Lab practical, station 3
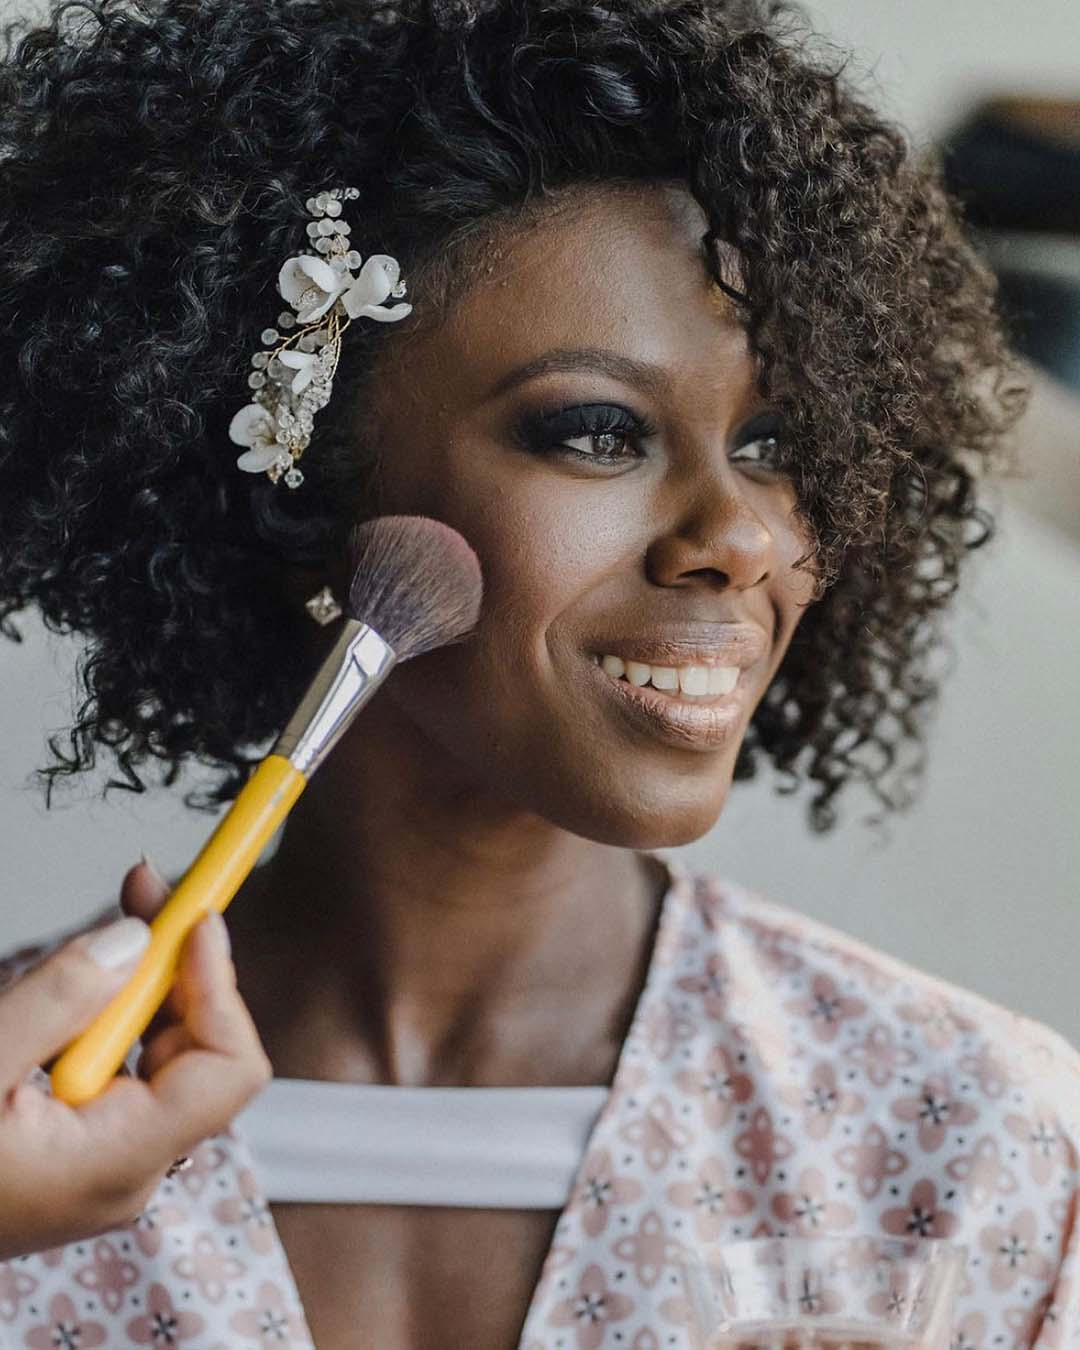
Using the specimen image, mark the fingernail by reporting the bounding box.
[86,917,151,970]
[139,851,169,890]
[211,910,232,957]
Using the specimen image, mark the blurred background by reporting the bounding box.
[1,0,1078,1039]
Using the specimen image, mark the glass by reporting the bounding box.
[675,1236,968,1350]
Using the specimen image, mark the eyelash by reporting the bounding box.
[515,403,784,469]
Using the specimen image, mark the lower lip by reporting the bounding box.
[585,658,747,751]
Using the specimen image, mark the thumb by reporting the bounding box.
[120,854,171,923]
[0,918,151,1089]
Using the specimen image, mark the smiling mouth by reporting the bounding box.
[584,656,745,754]
[583,652,747,752]
[590,654,742,704]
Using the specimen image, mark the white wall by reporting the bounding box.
[806,0,1080,145]
[1,1,1078,1044]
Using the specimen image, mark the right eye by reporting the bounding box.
[513,402,656,466]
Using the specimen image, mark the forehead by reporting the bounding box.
[392,182,756,410]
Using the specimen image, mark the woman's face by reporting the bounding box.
[356,181,818,848]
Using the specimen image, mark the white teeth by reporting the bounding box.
[679,666,710,696]
[707,666,739,695]
[597,656,740,697]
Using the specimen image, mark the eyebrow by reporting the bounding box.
[487,347,676,403]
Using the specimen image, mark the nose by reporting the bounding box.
[644,469,777,592]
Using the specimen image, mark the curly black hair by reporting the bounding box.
[0,0,1027,830]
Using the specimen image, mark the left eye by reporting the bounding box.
[730,418,784,467]
[730,434,779,464]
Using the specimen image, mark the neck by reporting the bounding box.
[228,691,670,1088]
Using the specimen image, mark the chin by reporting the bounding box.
[532,775,733,851]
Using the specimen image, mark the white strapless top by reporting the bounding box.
[235,1077,610,1209]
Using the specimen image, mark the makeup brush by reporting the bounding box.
[50,515,483,1106]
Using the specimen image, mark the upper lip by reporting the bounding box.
[588,625,768,671]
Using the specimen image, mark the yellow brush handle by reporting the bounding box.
[50,754,307,1106]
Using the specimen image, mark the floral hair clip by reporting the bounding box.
[229,187,412,489]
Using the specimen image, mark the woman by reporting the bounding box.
[1,0,1075,1346]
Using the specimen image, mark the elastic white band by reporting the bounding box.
[235,1077,610,1208]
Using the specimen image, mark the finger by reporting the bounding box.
[119,855,172,924]
[0,919,151,1086]
[136,1021,193,1082]
[145,913,271,1152]
[140,973,189,1045]
[120,857,187,1029]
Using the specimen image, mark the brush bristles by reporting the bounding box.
[344,516,483,661]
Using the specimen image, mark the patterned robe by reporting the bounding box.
[1,854,1078,1349]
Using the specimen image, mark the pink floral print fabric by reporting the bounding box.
[2,857,1078,1349]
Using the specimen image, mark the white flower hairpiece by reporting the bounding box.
[229,187,412,489]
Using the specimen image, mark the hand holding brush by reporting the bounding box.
[48,514,483,1107]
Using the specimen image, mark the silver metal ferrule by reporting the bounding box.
[273,619,397,777]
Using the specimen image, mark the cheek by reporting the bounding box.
[770,498,820,632]
[377,480,668,815]
[428,487,629,736]
[405,450,645,657]
[369,429,629,762]
[741,503,819,713]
